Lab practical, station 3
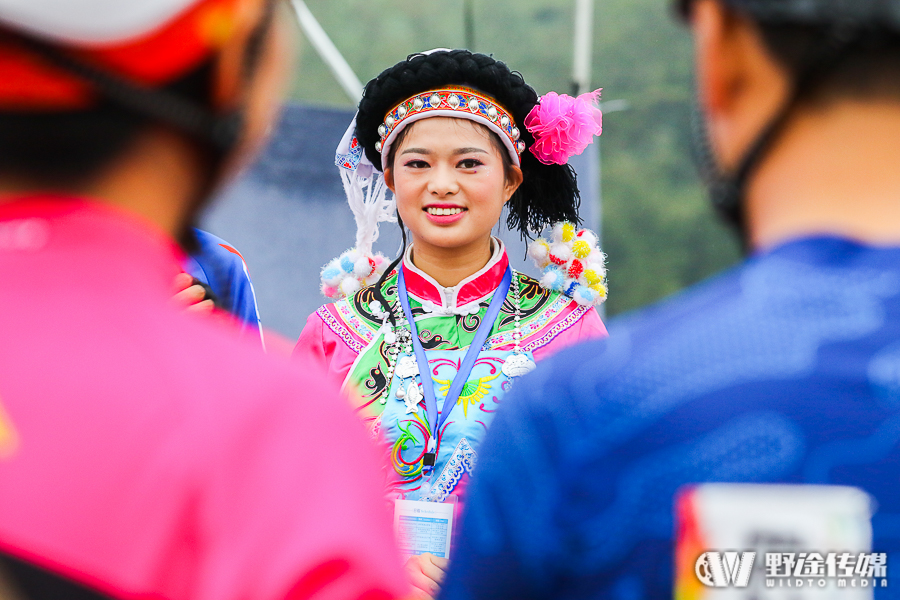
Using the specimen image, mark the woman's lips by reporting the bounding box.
[424,205,467,224]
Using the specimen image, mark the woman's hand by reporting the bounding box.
[405,553,449,600]
[172,272,215,314]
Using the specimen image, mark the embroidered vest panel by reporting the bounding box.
[318,271,589,499]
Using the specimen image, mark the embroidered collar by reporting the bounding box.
[401,238,509,315]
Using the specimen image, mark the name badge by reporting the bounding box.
[393,498,457,558]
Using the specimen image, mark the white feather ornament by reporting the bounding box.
[320,115,395,298]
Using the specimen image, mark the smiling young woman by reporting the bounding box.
[293,49,608,599]
[386,117,523,287]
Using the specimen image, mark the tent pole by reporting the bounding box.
[572,0,594,95]
[289,0,364,102]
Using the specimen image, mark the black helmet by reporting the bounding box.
[677,0,900,28]
[678,0,900,240]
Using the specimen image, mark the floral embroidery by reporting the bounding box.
[317,305,365,354]
[423,438,477,503]
[484,294,574,349]
[336,300,377,344]
[521,304,591,352]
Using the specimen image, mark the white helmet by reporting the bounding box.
[0,0,201,45]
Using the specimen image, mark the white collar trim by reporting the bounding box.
[402,237,506,314]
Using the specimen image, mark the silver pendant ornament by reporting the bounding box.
[502,353,537,378]
[404,382,423,414]
[395,355,419,380]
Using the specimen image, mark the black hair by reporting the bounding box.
[676,0,900,236]
[677,0,900,105]
[759,26,900,105]
[0,0,275,248]
[0,61,215,187]
[356,49,581,240]
[371,214,408,331]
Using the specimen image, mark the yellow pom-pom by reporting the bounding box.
[592,283,608,298]
[528,238,552,268]
[572,240,591,259]
[584,269,603,286]
[562,222,576,242]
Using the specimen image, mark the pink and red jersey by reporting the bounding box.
[0,196,408,600]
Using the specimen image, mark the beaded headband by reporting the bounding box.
[375,86,524,170]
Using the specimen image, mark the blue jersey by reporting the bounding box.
[442,236,900,600]
[184,229,262,342]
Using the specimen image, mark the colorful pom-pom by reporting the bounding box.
[529,222,608,307]
[528,238,551,267]
[321,264,343,286]
[353,256,375,278]
[320,247,389,299]
[571,240,591,259]
[550,222,566,243]
[575,229,598,248]
[548,243,571,265]
[567,259,584,279]
[574,286,598,306]
[583,268,603,286]
[587,250,606,267]
[339,278,361,297]
[540,265,565,291]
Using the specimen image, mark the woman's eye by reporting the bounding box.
[458,159,483,169]
[404,159,429,169]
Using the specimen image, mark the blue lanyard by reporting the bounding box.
[397,265,512,471]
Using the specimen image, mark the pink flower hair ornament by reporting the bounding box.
[524,89,603,165]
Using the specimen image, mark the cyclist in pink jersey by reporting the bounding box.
[0,1,407,599]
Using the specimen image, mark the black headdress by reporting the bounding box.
[356,49,583,238]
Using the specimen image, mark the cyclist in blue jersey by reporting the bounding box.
[442,1,900,599]
[178,228,263,342]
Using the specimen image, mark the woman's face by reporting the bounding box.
[386,117,522,255]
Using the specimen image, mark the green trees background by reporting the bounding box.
[289,0,741,316]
